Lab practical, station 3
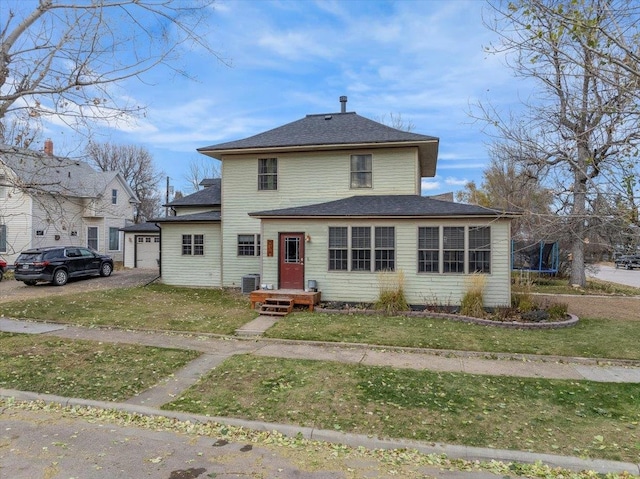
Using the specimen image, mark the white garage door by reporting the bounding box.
[136,236,159,269]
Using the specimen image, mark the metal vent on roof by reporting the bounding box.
[324,115,332,120]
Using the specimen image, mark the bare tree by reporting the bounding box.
[86,142,162,223]
[0,0,224,142]
[184,156,220,192]
[477,0,640,286]
[456,148,554,242]
[375,112,415,132]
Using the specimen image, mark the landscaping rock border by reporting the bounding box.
[315,308,579,329]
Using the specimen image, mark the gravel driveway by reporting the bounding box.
[0,269,159,303]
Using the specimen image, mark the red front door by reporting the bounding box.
[279,233,304,289]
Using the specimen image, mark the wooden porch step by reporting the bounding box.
[259,297,294,316]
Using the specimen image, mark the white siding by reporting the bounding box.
[0,168,33,263]
[221,148,420,286]
[159,223,222,287]
[260,218,512,307]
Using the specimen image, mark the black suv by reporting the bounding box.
[14,246,113,286]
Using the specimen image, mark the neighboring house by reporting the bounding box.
[157,98,516,306]
[0,142,139,264]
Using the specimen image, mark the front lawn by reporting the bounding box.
[265,313,640,360]
[2,283,638,359]
[164,354,640,463]
[0,284,257,335]
[0,332,200,401]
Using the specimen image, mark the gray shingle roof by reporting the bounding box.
[151,211,221,223]
[120,222,160,232]
[0,143,136,200]
[197,112,439,176]
[166,179,221,207]
[249,195,513,218]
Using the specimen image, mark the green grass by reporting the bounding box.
[0,332,200,401]
[265,313,640,360]
[164,355,640,463]
[0,284,257,334]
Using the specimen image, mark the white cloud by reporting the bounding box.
[445,177,470,186]
[421,180,441,191]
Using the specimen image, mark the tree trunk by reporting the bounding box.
[570,161,588,287]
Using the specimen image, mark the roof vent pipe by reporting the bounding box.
[339,96,347,113]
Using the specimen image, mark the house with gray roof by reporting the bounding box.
[0,142,139,264]
[156,97,516,306]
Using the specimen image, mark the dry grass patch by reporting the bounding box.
[164,355,640,463]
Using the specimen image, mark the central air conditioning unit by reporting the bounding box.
[241,274,260,294]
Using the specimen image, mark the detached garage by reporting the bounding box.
[121,223,160,269]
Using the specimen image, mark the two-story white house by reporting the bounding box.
[154,98,516,307]
[0,142,139,264]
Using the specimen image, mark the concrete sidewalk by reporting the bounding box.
[1,317,640,476]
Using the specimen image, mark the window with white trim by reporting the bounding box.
[328,227,348,271]
[108,227,120,251]
[87,226,98,250]
[443,226,465,273]
[350,154,372,188]
[0,175,7,199]
[418,226,492,274]
[374,227,395,271]
[351,227,371,271]
[418,227,439,273]
[469,226,491,273]
[258,158,277,191]
[237,234,261,256]
[327,226,395,272]
[182,234,204,256]
[111,189,118,204]
[0,224,6,253]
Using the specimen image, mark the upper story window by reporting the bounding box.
[258,158,277,191]
[111,189,118,204]
[350,154,372,188]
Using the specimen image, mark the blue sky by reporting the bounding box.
[38,0,530,197]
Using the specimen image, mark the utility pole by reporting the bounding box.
[165,176,170,217]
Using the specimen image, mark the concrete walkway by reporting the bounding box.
[1,317,640,476]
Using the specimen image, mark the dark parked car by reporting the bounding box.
[14,246,113,286]
[0,257,6,281]
[614,254,640,270]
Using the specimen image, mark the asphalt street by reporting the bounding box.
[588,264,640,288]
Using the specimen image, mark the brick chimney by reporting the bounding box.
[44,138,54,156]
